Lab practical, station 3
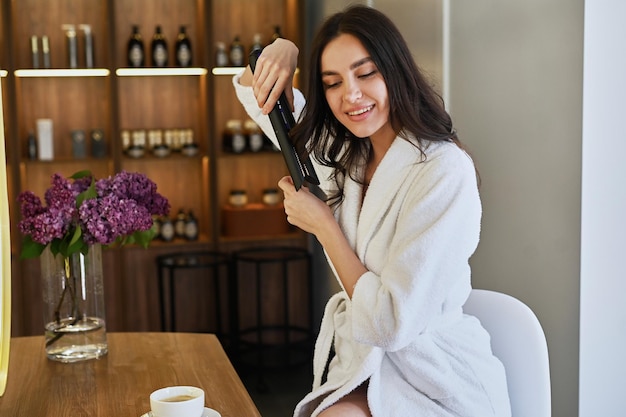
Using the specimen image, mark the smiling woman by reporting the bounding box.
[233,5,511,417]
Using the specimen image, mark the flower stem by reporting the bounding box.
[46,256,82,348]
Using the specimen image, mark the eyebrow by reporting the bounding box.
[321,57,374,77]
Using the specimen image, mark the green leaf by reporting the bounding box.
[70,170,93,180]
[20,235,46,259]
[68,226,82,247]
[133,229,156,249]
[50,238,61,256]
[66,228,85,255]
[76,178,97,208]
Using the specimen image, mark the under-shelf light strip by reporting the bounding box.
[211,67,299,76]
[15,69,110,77]
[0,70,7,78]
[116,68,207,76]
[211,67,245,76]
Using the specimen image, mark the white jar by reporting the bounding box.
[262,188,281,206]
[229,190,248,207]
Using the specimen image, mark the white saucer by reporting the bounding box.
[141,407,221,417]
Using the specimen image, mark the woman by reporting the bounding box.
[233,5,511,417]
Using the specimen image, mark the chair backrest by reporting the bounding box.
[463,289,551,417]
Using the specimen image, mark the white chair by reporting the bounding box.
[463,289,551,417]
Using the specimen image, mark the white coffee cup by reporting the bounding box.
[150,386,205,417]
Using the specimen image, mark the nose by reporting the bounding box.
[343,80,362,103]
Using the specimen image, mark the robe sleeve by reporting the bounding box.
[232,69,306,148]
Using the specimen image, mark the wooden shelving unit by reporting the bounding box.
[0,0,308,336]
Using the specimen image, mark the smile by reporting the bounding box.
[347,105,373,116]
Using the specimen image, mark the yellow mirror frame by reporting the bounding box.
[0,79,12,396]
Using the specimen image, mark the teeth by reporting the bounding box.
[348,106,373,116]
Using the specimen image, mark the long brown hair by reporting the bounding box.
[292,5,467,205]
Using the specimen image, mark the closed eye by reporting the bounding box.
[324,81,341,90]
[358,71,377,79]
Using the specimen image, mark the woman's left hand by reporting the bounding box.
[278,176,334,237]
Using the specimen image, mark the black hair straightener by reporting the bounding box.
[249,49,324,199]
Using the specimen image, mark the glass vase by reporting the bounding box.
[40,244,108,362]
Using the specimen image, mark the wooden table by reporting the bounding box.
[0,332,262,417]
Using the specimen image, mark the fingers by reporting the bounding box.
[253,63,293,115]
[251,58,272,108]
[250,39,298,114]
[278,176,295,193]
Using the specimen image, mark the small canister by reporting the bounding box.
[228,190,248,207]
[262,188,281,206]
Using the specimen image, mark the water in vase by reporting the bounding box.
[45,316,108,363]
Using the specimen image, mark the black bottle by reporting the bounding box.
[27,132,37,160]
[271,25,282,42]
[251,33,263,53]
[174,209,187,238]
[175,25,192,67]
[184,210,199,241]
[127,25,145,67]
[229,35,244,67]
[151,25,168,67]
[160,217,175,242]
[215,42,228,67]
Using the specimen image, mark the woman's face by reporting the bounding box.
[320,34,394,144]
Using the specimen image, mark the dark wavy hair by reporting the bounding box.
[291,5,468,205]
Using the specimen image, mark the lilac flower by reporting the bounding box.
[95,171,169,216]
[79,195,153,245]
[17,170,170,257]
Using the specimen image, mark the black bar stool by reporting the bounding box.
[232,246,313,392]
[156,251,232,340]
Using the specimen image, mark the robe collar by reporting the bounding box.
[337,136,425,260]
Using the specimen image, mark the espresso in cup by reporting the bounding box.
[150,386,204,417]
[162,394,197,402]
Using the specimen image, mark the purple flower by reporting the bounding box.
[17,170,170,253]
[95,171,170,216]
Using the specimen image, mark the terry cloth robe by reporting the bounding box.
[233,72,512,417]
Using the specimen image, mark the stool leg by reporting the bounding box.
[213,263,222,337]
[170,271,177,332]
[229,259,239,362]
[158,265,166,331]
[282,260,290,365]
[306,255,314,358]
[255,261,269,393]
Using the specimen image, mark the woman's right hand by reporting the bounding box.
[250,38,299,114]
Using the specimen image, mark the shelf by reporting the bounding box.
[131,235,212,249]
[21,157,112,165]
[219,231,303,243]
[116,67,208,77]
[122,153,204,162]
[3,0,307,337]
[219,150,282,159]
[14,69,110,78]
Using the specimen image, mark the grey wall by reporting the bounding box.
[449,2,583,417]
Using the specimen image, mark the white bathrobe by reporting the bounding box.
[233,73,511,417]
